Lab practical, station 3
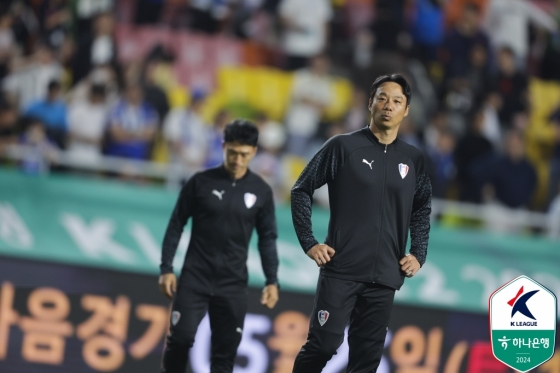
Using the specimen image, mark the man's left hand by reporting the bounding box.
[399,254,420,278]
[260,285,279,309]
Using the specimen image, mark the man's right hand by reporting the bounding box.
[158,273,177,300]
[306,244,335,267]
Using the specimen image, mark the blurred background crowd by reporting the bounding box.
[1,0,560,236]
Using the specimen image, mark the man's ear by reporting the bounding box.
[368,98,373,111]
[404,105,410,117]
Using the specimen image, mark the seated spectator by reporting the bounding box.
[251,118,287,201]
[18,119,59,175]
[454,109,494,203]
[481,130,537,233]
[163,89,208,170]
[2,42,62,110]
[427,129,456,198]
[466,42,491,106]
[484,0,557,66]
[73,11,118,85]
[284,54,334,158]
[479,92,503,149]
[491,47,529,130]
[0,12,15,80]
[105,82,158,160]
[484,130,537,209]
[24,80,67,149]
[279,0,333,70]
[205,109,231,168]
[67,83,109,164]
[423,110,448,154]
[69,64,119,107]
[547,106,560,207]
[142,58,170,123]
[343,88,368,133]
[411,0,445,66]
[0,99,18,159]
[398,118,422,150]
[440,3,489,81]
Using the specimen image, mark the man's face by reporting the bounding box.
[369,82,409,131]
[223,142,257,174]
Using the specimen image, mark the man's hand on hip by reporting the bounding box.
[261,285,279,309]
[399,254,420,278]
[158,273,177,299]
[307,244,335,267]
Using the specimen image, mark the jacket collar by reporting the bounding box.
[362,126,398,148]
[218,164,252,182]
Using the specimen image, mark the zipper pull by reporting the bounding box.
[384,144,387,153]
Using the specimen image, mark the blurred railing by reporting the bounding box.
[4,144,193,188]
[3,144,556,236]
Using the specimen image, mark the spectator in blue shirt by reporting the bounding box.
[105,82,158,160]
[24,80,67,149]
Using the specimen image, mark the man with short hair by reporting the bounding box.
[291,74,432,372]
[159,119,280,373]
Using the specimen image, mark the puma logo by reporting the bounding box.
[212,190,225,200]
[362,159,374,169]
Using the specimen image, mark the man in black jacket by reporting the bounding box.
[291,74,432,372]
[159,119,280,373]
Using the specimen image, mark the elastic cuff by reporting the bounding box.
[266,280,280,289]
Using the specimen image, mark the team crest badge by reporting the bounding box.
[244,193,257,209]
[318,310,329,326]
[171,311,181,326]
[398,163,409,179]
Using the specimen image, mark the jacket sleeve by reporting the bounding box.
[409,156,432,267]
[255,188,279,286]
[160,177,196,274]
[291,137,344,253]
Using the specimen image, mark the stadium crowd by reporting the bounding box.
[1,0,560,234]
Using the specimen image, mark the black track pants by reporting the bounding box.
[161,286,247,373]
[292,275,395,373]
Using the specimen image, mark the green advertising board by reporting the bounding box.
[1,169,559,316]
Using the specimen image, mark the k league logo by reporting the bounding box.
[489,275,557,372]
[509,286,539,324]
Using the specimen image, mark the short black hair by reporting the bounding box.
[369,73,411,105]
[90,83,106,96]
[223,119,259,146]
[464,3,480,14]
[48,80,61,91]
[498,46,515,57]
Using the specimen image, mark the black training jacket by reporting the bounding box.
[161,165,279,291]
[291,127,432,290]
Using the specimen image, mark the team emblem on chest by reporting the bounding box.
[244,193,257,209]
[398,163,409,179]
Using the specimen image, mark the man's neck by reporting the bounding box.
[369,121,398,144]
[224,164,248,180]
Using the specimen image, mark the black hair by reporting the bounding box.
[498,46,515,57]
[369,73,412,105]
[464,3,480,14]
[48,80,61,91]
[223,119,259,146]
[90,83,106,96]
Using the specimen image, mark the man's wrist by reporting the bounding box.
[266,281,280,290]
